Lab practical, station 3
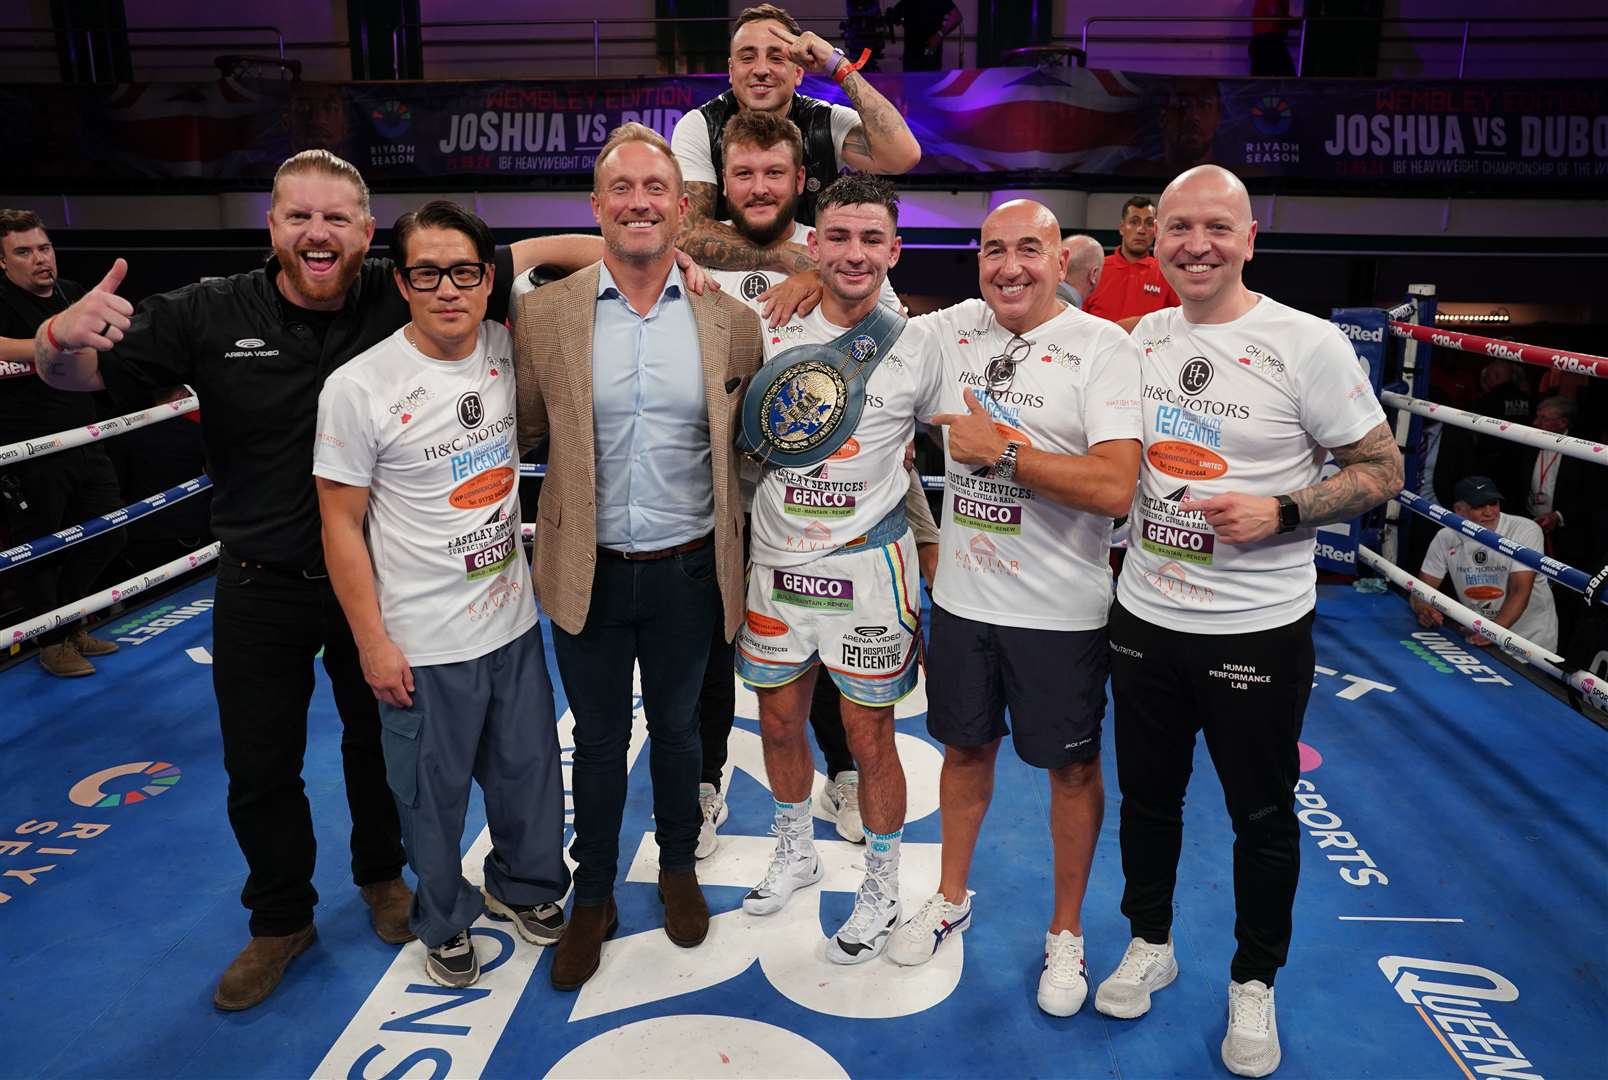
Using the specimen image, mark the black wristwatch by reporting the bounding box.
[1275,494,1301,534]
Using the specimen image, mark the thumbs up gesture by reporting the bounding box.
[931,388,1009,467]
[48,258,133,353]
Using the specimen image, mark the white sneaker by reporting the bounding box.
[886,891,972,967]
[1094,936,1178,1019]
[1037,930,1089,1016]
[695,783,728,860]
[826,857,901,964]
[741,824,820,915]
[1222,979,1281,1077]
[823,772,864,843]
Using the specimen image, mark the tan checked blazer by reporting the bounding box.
[513,262,763,640]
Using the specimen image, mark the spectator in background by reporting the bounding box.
[1059,233,1105,309]
[0,209,125,677]
[1526,396,1594,647]
[1249,0,1296,76]
[888,0,962,71]
[1432,358,1531,509]
[1084,197,1180,332]
[1414,475,1558,654]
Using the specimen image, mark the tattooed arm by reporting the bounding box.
[836,70,923,174]
[677,180,814,273]
[1181,421,1403,544]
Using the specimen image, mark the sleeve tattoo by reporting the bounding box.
[677,181,814,273]
[1290,421,1405,526]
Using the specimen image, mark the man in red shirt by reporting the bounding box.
[1084,196,1180,332]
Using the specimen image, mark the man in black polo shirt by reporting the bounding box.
[35,150,609,1011]
[0,209,125,677]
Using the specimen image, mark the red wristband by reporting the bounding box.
[832,47,872,84]
[45,316,64,352]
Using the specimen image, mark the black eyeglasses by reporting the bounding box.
[984,335,1031,395]
[400,262,487,290]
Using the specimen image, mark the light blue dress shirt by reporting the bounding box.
[591,261,713,551]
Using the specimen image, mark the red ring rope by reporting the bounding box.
[1389,320,1606,380]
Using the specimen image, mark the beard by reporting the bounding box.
[603,226,674,265]
[731,193,799,249]
[274,242,364,306]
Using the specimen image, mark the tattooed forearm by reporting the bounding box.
[676,181,814,273]
[837,72,921,172]
[1289,421,1404,526]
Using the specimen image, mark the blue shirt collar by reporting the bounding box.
[597,259,684,305]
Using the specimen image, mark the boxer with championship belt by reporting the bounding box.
[733,175,944,965]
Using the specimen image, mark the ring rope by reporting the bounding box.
[0,476,212,572]
[1395,490,1602,605]
[0,394,198,464]
[1388,321,1607,380]
[1381,390,1608,466]
[1,541,220,648]
[1359,544,1608,713]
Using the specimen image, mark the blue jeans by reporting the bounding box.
[552,540,720,905]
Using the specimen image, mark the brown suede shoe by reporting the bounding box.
[68,629,119,657]
[38,642,94,678]
[359,878,417,944]
[550,898,617,992]
[213,925,317,1011]
[658,868,709,948]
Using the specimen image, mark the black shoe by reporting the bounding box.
[426,931,480,988]
[483,887,566,946]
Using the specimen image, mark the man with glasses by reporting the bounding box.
[886,200,1142,1021]
[35,150,621,1011]
[315,201,570,989]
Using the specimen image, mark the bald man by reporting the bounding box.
[1094,166,1402,1077]
[885,200,1143,1021]
[1058,233,1104,309]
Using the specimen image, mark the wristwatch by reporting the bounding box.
[993,441,1021,482]
[1275,494,1301,534]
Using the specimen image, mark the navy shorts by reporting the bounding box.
[924,603,1109,768]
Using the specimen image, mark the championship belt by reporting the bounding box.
[736,304,907,470]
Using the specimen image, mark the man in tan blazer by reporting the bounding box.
[514,122,763,991]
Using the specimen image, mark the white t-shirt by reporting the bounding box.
[672,103,861,187]
[313,323,537,666]
[1422,512,1558,652]
[706,222,902,316]
[1117,296,1388,634]
[911,298,1145,631]
[749,309,942,567]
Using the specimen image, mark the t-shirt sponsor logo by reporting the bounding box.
[1179,357,1214,395]
[457,391,485,429]
[828,437,860,461]
[772,569,854,610]
[421,412,517,460]
[1147,439,1229,481]
[1140,517,1215,564]
[1141,559,1216,604]
[1463,584,1503,601]
[953,493,1023,535]
[1142,383,1251,419]
[740,272,770,301]
[223,336,281,359]
[784,484,856,518]
[449,466,515,509]
[953,531,1021,577]
[389,385,433,424]
[467,573,523,621]
[746,611,790,637]
[450,439,512,481]
[1154,404,1224,448]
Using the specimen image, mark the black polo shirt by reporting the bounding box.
[98,249,514,568]
[0,276,90,442]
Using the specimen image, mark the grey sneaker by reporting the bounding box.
[426,931,479,988]
[483,888,566,946]
[1222,979,1281,1077]
[1094,936,1178,1019]
[695,782,728,860]
[823,771,864,843]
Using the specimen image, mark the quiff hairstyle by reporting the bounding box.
[721,110,804,168]
[0,209,46,242]
[733,3,802,39]
[271,149,371,218]
[592,122,684,192]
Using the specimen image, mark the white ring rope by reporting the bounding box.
[1,541,219,648]
[0,394,198,464]
[1358,544,1608,713]
[1382,390,1608,466]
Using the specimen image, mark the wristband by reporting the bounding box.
[831,47,872,84]
[45,316,64,352]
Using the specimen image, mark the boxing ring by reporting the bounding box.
[2,302,1605,1078]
